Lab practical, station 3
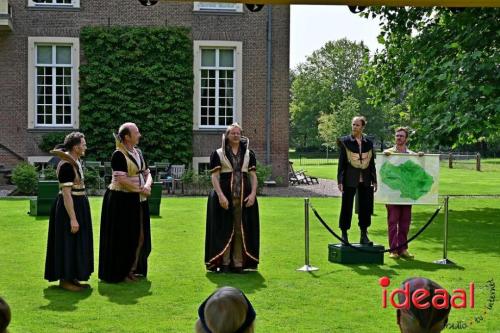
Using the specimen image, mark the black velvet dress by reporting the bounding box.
[205,141,260,271]
[44,163,94,282]
[98,150,152,283]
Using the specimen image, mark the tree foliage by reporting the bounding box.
[361,7,500,149]
[79,27,193,164]
[290,39,370,150]
[318,96,360,148]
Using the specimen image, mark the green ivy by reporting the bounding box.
[80,27,193,164]
[39,132,72,153]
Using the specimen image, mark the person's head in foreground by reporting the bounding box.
[0,297,11,333]
[397,277,451,333]
[195,286,255,333]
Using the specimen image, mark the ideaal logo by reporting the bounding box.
[379,276,474,310]
[378,277,496,330]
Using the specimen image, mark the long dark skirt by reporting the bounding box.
[205,190,260,271]
[98,189,151,283]
[44,194,94,282]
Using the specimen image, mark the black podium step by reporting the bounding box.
[328,243,385,265]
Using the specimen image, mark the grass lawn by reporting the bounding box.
[290,158,500,196]
[1,197,499,332]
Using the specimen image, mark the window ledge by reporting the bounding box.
[27,127,78,133]
[193,10,243,16]
[27,6,80,11]
[193,128,226,134]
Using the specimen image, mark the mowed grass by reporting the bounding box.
[1,197,499,332]
[290,158,500,195]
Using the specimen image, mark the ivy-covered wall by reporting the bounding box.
[80,27,193,164]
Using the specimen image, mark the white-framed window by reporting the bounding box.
[193,2,243,12]
[28,0,80,8]
[193,41,242,130]
[192,157,210,174]
[28,37,80,129]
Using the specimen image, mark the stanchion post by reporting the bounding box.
[297,198,319,272]
[434,196,455,265]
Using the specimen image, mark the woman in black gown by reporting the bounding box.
[44,132,94,291]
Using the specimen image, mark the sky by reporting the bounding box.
[290,5,383,69]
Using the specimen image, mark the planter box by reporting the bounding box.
[29,180,59,216]
[148,182,163,216]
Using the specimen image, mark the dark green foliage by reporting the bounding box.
[38,132,72,153]
[79,27,193,164]
[361,8,500,149]
[82,167,101,191]
[42,166,57,180]
[255,161,272,192]
[12,163,38,194]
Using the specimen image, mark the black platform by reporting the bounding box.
[328,243,385,265]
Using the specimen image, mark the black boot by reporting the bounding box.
[360,229,373,246]
[341,230,349,245]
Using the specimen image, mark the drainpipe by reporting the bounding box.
[265,6,272,165]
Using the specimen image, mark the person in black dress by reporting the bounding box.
[99,122,152,283]
[44,132,94,291]
[337,116,377,245]
[205,123,260,273]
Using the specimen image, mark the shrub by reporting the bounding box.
[42,166,57,180]
[255,162,272,192]
[83,167,101,191]
[12,163,38,194]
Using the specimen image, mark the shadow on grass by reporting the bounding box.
[369,207,500,256]
[40,285,93,311]
[389,258,465,272]
[97,279,152,305]
[205,271,267,293]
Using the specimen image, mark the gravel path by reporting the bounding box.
[0,185,16,197]
[261,178,341,197]
[0,180,341,198]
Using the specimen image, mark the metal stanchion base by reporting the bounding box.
[296,265,319,272]
[433,258,456,265]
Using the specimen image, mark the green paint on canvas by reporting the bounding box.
[380,160,434,200]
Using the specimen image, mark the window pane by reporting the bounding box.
[37,46,52,64]
[201,49,216,67]
[56,46,71,64]
[219,49,234,67]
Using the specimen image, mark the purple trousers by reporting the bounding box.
[386,205,412,254]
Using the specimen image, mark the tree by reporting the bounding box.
[290,39,370,150]
[361,8,500,149]
[318,96,360,149]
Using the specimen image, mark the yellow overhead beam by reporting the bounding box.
[161,0,499,7]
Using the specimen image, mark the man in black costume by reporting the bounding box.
[45,132,94,291]
[337,116,377,245]
[205,123,260,273]
[99,122,152,283]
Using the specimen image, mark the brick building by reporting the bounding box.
[0,0,289,182]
